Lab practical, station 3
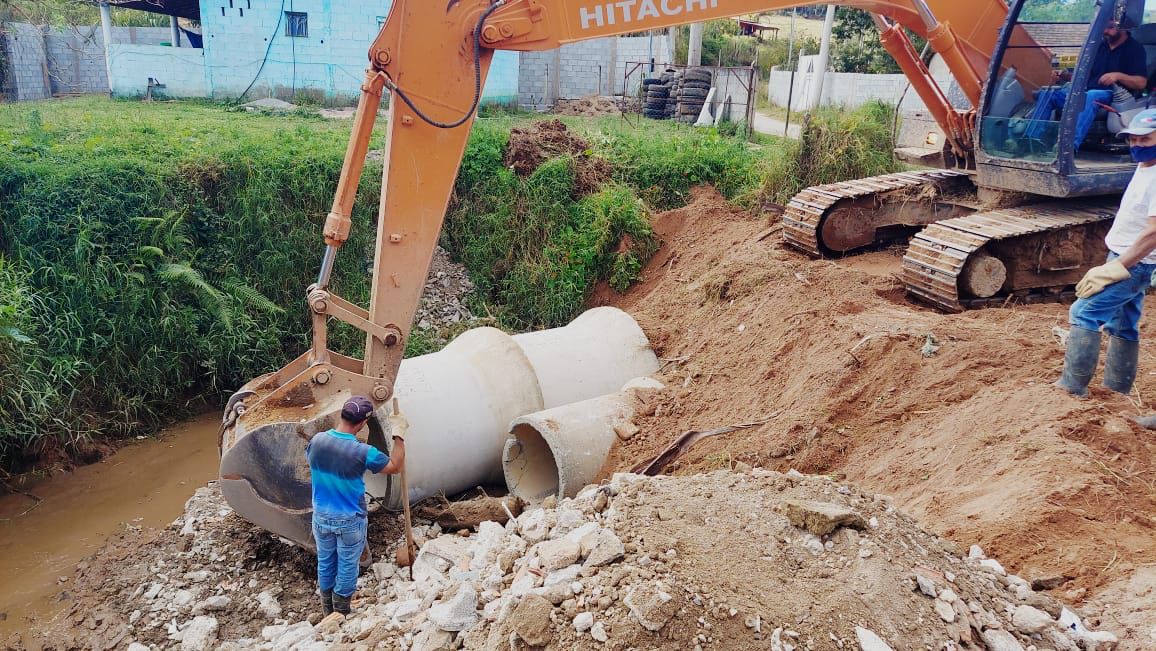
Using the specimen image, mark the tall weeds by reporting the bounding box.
[0,99,380,469]
[762,101,899,203]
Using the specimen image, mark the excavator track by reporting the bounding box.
[903,199,1118,312]
[783,169,974,257]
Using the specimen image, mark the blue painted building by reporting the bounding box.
[104,0,519,103]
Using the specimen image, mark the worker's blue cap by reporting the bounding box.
[341,395,375,424]
[1120,109,1156,137]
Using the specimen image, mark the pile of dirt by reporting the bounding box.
[553,96,621,118]
[591,185,1156,648]
[503,119,611,195]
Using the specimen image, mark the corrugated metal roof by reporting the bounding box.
[104,0,200,20]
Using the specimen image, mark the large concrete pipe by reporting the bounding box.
[364,306,659,510]
[502,392,635,503]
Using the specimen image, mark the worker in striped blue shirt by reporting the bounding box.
[307,395,406,615]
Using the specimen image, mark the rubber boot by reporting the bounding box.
[1055,326,1102,398]
[333,593,352,615]
[321,590,334,616]
[1103,336,1140,394]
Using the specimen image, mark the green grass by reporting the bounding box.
[443,116,769,330]
[0,98,384,468]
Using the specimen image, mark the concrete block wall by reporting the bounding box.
[2,22,50,100]
[766,57,970,114]
[109,44,207,97]
[518,34,670,110]
[1,22,171,101]
[197,0,517,103]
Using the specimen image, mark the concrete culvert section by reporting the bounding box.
[504,392,637,503]
[365,307,658,511]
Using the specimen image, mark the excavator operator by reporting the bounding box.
[1030,15,1148,150]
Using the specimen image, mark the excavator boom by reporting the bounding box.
[220,0,1025,548]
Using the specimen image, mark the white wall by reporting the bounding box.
[108,44,207,98]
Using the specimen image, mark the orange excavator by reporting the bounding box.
[221,0,1151,547]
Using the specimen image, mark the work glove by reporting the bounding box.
[1075,260,1130,299]
[388,401,409,442]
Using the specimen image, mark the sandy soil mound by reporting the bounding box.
[503,119,611,195]
[591,185,1156,648]
[553,96,622,118]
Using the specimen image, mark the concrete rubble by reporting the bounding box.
[69,466,1122,651]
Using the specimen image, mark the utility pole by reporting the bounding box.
[807,5,836,110]
[785,8,797,134]
[99,1,114,96]
[688,23,704,66]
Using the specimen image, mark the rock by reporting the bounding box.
[173,589,195,608]
[393,599,423,622]
[316,612,345,634]
[584,530,625,567]
[256,591,282,619]
[372,562,396,582]
[591,621,609,643]
[969,544,986,559]
[573,612,594,633]
[1077,630,1119,651]
[469,521,507,571]
[180,616,218,651]
[261,624,287,641]
[519,509,550,544]
[543,564,582,587]
[934,599,956,623]
[127,644,150,651]
[981,629,1026,651]
[536,538,581,572]
[428,584,478,632]
[915,574,938,598]
[413,535,473,584]
[938,587,958,603]
[624,582,678,632]
[1030,575,1069,591]
[242,98,297,112]
[781,499,866,535]
[193,595,231,614]
[271,622,315,651]
[1011,604,1053,634]
[855,626,895,651]
[412,626,456,651]
[978,558,1007,576]
[510,594,554,646]
[184,570,211,583]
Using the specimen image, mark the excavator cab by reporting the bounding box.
[978,0,1154,197]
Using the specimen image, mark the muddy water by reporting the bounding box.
[0,414,219,636]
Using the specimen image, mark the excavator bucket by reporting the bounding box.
[217,356,382,549]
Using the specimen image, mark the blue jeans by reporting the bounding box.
[312,512,367,597]
[1070,253,1156,342]
[1029,87,1112,150]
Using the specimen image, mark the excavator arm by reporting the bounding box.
[220,0,1021,548]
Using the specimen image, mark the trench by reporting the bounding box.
[0,415,219,637]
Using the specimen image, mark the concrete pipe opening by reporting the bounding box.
[502,423,562,503]
[503,392,636,504]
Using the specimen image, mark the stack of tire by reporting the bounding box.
[677,68,713,123]
[642,76,673,120]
